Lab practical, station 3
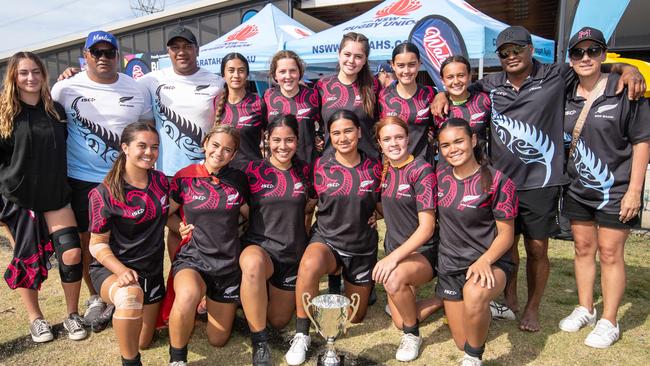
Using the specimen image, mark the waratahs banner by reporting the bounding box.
[408,15,468,90]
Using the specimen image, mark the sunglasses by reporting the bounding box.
[497,44,527,59]
[87,48,117,59]
[568,46,604,61]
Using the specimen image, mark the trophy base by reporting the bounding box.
[317,354,345,366]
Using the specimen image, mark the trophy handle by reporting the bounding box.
[302,292,319,334]
[346,293,360,330]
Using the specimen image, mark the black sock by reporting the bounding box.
[121,353,141,366]
[169,345,188,362]
[296,317,311,335]
[251,327,269,344]
[464,342,485,360]
[403,320,420,337]
[328,274,342,294]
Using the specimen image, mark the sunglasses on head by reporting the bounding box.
[88,48,117,59]
[568,45,604,61]
[497,44,527,59]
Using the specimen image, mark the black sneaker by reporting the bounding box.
[252,341,273,366]
[91,304,115,333]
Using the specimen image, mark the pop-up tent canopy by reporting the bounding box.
[286,0,555,77]
[160,3,313,80]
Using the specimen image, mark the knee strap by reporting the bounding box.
[109,282,144,320]
[51,227,83,283]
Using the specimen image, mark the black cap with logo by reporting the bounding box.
[166,26,198,46]
[496,26,532,50]
[568,27,607,50]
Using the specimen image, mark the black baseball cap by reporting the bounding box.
[166,26,198,46]
[496,26,532,50]
[568,27,607,50]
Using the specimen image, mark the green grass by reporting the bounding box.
[0,225,649,365]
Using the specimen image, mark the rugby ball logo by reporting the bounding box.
[225,25,258,42]
[376,0,422,18]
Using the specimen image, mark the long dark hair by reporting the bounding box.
[104,122,158,202]
[326,109,361,132]
[214,52,249,125]
[391,42,421,62]
[267,114,309,185]
[440,55,471,77]
[338,32,375,117]
[439,118,491,192]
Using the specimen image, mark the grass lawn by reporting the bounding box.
[0,224,648,365]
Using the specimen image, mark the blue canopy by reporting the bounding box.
[286,0,555,72]
[160,4,313,80]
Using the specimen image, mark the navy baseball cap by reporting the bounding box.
[568,27,607,50]
[375,62,393,75]
[496,26,532,50]
[166,26,198,46]
[85,30,119,50]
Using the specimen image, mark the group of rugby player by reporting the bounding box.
[0,22,647,366]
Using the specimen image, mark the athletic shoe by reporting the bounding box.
[91,304,115,333]
[252,341,273,366]
[490,301,516,320]
[395,333,422,362]
[83,295,106,326]
[584,319,620,348]
[559,306,597,332]
[285,333,310,365]
[385,304,392,317]
[461,354,482,366]
[29,318,54,343]
[63,312,88,340]
[169,362,187,366]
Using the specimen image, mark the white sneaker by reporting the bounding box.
[285,333,310,365]
[461,354,482,366]
[559,306,597,332]
[29,318,54,343]
[489,301,516,320]
[584,319,620,348]
[395,333,422,362]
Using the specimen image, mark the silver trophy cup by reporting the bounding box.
[302,293,360,366]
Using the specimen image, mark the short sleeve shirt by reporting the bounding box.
[434,91,491,141]
[381,157,436,253]
[379,84,437,161]
[436,165,518,274]
[264,85,321,164]
[311,152,382,255]
[316,75,380,158]
[564,73,650,214]
[218,92,267,171]
[138,67,224,176]
[475,60,573,190]
[88,170,169,276]
[51,72,153,183]
[242,159,311,264]
[170,166,247,276]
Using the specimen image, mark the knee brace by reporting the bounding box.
[109,282,144,320]
[51,227,83,283]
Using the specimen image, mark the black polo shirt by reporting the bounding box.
[564,73,650,214]
[474,60,573,190]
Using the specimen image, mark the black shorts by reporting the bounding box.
[243,242,299,291]
[90,266,165,305]
[514,186,560,240]
[386,244,438,276]
[562,193,639,229]
[322,243,377,287]
[1,196,54,290]
[173,263,241,303]
[435,262,510,301]
[68,178,100,232]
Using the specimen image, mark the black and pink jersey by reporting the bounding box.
[381,157,437,253]
[242,159,312,264]
[88,170,169,276]
[264,85,321,164]
[378,84,436,161]
[219,92,267,171]
[311,152,382,256]
[434,91,491,141]
[315,75,380,158]
[436,165,517,275]
[170,165,249,276]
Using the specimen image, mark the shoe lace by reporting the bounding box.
[399,334,419,353]
[566,307,589,322]
[591,321,615,340]
[33,319,50,335]
[289,334,308,352]
[66,314,84,332]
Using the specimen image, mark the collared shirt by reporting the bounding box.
[138,67,224,176]
[475,60,574,190]
[564,73,650,214]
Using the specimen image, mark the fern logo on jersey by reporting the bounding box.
[409,15,468,91]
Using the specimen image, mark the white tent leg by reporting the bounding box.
[478,57,484,79]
